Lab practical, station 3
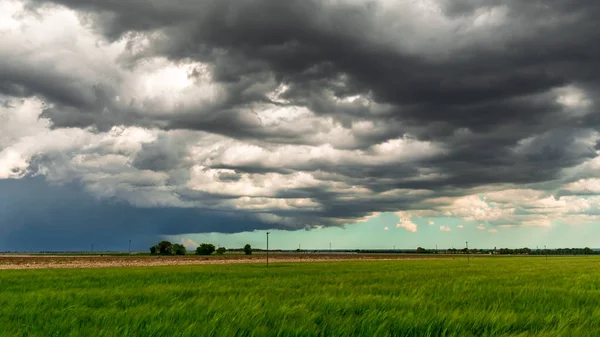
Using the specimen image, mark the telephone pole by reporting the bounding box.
[266,232,270,268]
[466,241,470,263]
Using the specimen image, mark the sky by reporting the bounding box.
[1,0,600,251]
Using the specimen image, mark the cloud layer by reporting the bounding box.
[1,0,600,243]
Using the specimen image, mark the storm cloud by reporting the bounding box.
[1,0,600,248]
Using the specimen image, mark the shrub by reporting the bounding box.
[156,241,173,255]
[216,247,227,255]
[150,246,157,255]
[243,244,252,255]
[196,243,216,256]
[173,244,187,256]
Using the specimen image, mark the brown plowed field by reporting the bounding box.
[0,254,451,270]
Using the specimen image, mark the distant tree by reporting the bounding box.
[244,244,252,255]
[156,241,173,255]
[150,246,158,255]
[173,244,186,256]
[196,243,216,256]
[416,247,427,254]
[216,247,227,255]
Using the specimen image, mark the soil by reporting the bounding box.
[0,254,448,270]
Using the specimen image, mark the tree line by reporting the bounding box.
[424,247,597,255]
[149,241,253,256]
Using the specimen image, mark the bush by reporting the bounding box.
[196,243,216,256]
[150,246,157,255]
[216,247,227,255]
[173,244,187,256]
[244,244,252,255]
[156,241,173,255]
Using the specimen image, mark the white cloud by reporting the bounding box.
[561,178,600,194]
[439,226,451,232]
[395,212,418,232]
[187,167,321,198]
[418,187,600,229]
[384,226,389,231]
[0,98,98,179]
[521,218,553,228]
[197,136,443,171]
[181,238,199,249]
[436,195,516,222]
[488,229,498,233]
[428,219,435,225]
[457,225,464,229]
[476,224,486,230]
[485,189,547,204]
[0,0,22,31]
[556,85,592,113]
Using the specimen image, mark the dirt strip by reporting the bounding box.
[0,254,450,270]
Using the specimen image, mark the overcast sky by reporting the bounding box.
[1,0,600,251]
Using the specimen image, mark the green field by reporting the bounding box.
[1,257,599,336]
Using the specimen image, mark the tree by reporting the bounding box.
[244,244,252,255]
[216,247,227,255]
[150,246,158,255]
[156,240,173,255]
[173,244,186,256]
[196,243,216,255]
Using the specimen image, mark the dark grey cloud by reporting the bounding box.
[132,134,187,171]
[1,0,600,244]
[22,0,600,130]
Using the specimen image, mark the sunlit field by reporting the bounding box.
[1,257,599,336]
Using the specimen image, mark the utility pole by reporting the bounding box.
[266,232,270,268]
[436,244,438,254]
[466,241,469,263]
[329,242,332,252]
[545,245,548,261]
[91,244,94,253]
[129,240,131,254]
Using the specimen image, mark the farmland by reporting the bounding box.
[1,257,599,336]
[0,253,446,269]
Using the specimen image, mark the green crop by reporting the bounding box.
[1,257,599,336]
